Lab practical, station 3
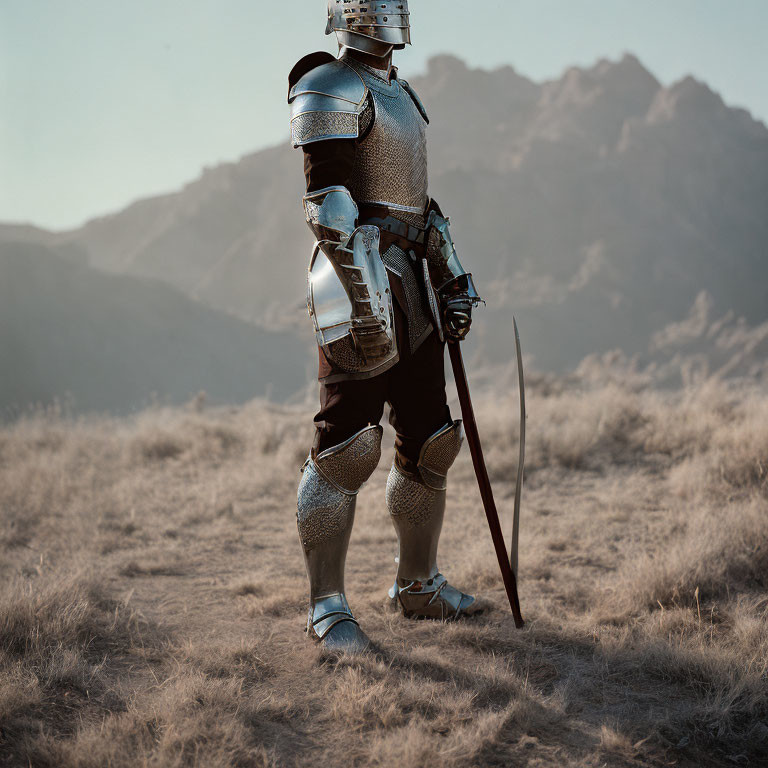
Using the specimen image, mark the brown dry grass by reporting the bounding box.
[1,374,767,767]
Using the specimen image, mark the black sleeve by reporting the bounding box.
[301,92,376,193]
[302,138,357,193]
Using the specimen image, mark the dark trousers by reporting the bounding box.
[313,331,452,474]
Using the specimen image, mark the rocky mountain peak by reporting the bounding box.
[592,52,660,89]
[647,75,727,125]
[530,54,660,150]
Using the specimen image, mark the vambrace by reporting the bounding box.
[305,186,398,375]
[297,425,382,640]
[303,185,359,244]
[424,202,483,341]
[387,421,474,619]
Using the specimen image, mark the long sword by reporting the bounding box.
[448,340,525,629]
[510,317,526,576]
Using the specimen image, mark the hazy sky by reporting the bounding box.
[2,0,767,230]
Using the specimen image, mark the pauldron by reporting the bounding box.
[288,56,368,147]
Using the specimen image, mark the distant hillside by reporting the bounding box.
[4,54,768,373]
[0,243,309,416]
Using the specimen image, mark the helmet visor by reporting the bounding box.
[327,2,411,46]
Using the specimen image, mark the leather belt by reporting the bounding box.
[364,215,427,246]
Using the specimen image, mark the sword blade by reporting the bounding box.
[510,317,526,577]
[448,341,524,629]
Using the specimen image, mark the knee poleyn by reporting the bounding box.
[386,419,464,564]
[415,420,464,490]
[386,420,464,522]
[297,425,382,550]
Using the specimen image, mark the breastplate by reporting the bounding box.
[346,61,429,216]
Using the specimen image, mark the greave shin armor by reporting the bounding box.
[387,421,476,619]
[297,426,382,645]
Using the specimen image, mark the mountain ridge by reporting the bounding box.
[2,53,767,375]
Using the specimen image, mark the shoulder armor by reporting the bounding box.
[288,58,368,148]
[399,79,429,125]
[288,52,336,94]
[288,58,366,105]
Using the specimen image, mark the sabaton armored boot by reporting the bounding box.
[387,421,477,619]
[297,425,382,652]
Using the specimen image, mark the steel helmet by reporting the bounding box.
[326,1,411,56]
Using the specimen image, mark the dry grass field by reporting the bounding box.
[1,369,767,767]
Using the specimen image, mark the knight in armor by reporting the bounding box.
[290,1,483,653]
